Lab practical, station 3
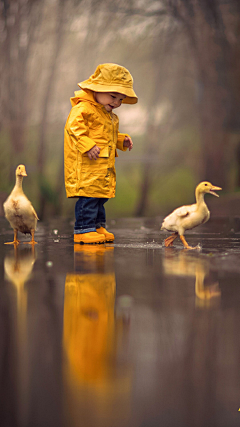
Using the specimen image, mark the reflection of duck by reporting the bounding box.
[163,250,221,306]
[63,245,132,426]
[4,246,36,296]
[161,182,221,249]
[4,246,36,424]
[4,165,39,245]
[4,245,37,324]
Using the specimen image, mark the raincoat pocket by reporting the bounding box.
[82,146,109,158]
[81,145,110,179]
[98,146,109,157]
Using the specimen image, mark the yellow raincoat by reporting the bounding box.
[64,89,129,199]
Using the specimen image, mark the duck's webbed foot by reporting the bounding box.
[4,229,20,245]
[4,240,20,245]
[180,235,198,250]
[23,229,37,245]
[164,232,178,247]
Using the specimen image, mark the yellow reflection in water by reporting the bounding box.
[163,249,221,307]
[64,249,115,383]
[63,245,132,427]
[4,246,36,315]
[4,246,36,426]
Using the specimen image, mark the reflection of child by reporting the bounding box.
[64,63,138,244]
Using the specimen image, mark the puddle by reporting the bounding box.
[1,217,240,426]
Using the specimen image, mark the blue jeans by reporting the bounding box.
[74,197,108,234]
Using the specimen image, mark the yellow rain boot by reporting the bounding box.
[96,227,114,242]
[74,232,105,244]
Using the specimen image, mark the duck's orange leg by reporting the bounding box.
[180,235,197,250]
[24,229,37,245]
[164,232,178,247]
[5,229,20,245]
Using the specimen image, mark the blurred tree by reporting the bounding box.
[0,0,41,153]
[37,0,68,219]
[120,0,240,215]
[116,1,196,215]
[37,0,125,218]
[166,0,240,188]
[2,0,240,219]
[134,18,191,216]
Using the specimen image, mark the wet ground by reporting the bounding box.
[1,215,240,427]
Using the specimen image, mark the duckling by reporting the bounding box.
[3,165,39,245]
[161,181,221,249]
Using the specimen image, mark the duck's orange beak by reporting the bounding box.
[210,185,222,197]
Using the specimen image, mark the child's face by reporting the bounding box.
[94,92,126,112]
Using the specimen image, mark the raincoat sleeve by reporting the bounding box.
[116,132,130,152]
[66,106,96,154]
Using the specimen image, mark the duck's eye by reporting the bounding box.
[205,183,207,186]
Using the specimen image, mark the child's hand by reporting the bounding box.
[87,145,100,160]
[123,136,133,151]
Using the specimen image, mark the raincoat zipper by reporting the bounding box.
[108,112,115,198]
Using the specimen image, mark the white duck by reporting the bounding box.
[161,181,221,249]
[3,165,39,245]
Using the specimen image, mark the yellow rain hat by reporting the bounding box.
[78,63,138,104]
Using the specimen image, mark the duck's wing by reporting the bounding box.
[175,204,196,218]
[161,204,197,231]
[31,205,39,220]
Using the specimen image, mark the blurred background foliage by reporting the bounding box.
[1,0,240,220]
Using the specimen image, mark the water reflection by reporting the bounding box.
[4,246,37,427]
[63,245,132,427]
[4,246,36,311]
[162,249,221,307]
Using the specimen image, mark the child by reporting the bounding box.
[64,63,138,244]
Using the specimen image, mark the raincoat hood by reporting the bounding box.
[78,63,138,105]
[70,88,97,107]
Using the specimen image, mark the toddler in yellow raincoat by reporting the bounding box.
[64,63,138,244]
